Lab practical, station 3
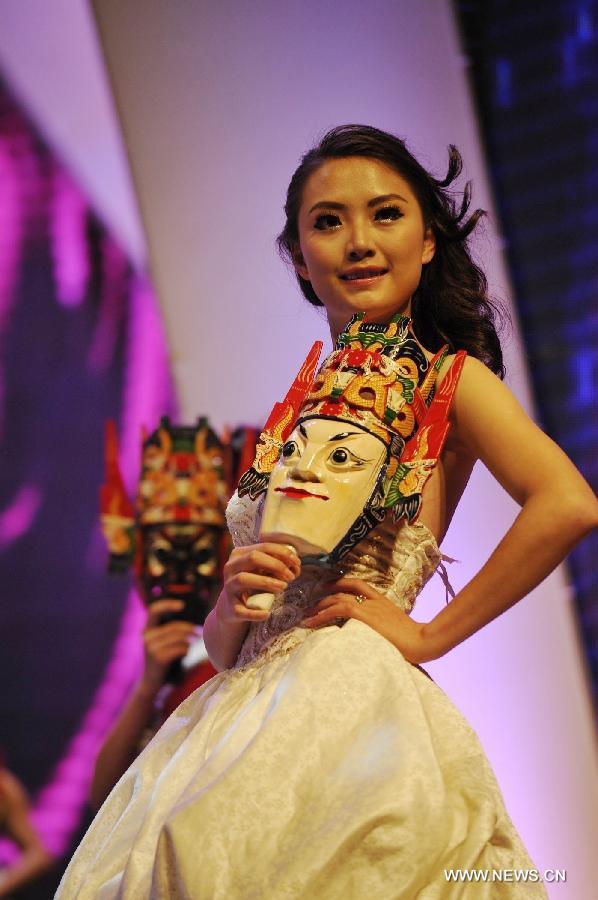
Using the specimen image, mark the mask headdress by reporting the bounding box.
[136,416,228,529]
[238,312,465,562]
[100,416,231,576]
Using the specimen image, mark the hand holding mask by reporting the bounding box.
[239,313,466,612]
[246,420,386,611]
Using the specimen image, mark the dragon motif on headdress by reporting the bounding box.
[238,312,466,546]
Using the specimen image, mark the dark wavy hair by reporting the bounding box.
[277,124,505,377]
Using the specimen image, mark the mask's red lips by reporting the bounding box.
[275,487,328,500]
[166,584,193,595]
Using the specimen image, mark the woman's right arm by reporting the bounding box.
[0,770,52,897]
[91,598,198,809]
[204,543,301,670]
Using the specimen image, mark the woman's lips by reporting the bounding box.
[275,487,328,500]
[339,268,388,288]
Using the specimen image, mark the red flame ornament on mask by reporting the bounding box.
[238,312,466,565]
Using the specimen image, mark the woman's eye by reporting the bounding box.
[314,213,341,230]
[282,440,298,458]
[375,205,402,221]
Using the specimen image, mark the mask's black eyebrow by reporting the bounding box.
[330,431,361,442]
[298,425,363,441]
[307,193,408,215]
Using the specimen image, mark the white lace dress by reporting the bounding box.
[56,492,545,899]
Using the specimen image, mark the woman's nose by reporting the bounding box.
[346,222,375,262]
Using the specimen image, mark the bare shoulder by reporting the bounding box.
[449,355,536,450]
[439,352,503,402]
[444,356,596,510]
[434,354,497,455]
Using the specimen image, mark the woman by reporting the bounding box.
[57,126,597,898]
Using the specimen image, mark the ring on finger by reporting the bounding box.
[354,595,367,604]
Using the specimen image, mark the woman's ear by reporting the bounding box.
[291,243,310,281]
[421,227,436,265]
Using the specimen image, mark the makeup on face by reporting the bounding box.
[294,157,435,338]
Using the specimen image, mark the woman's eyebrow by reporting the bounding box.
[368,193,408,207]
[308,193,408,215]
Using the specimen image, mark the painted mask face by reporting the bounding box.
[260,416,386,557]
[140,523,221,624]
[100,417,236,623]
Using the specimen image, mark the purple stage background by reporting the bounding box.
[0,79,175,893]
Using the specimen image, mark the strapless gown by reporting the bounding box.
[56,492,546,898]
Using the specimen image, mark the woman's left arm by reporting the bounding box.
[415,356,598,660]
[303,357,598,663]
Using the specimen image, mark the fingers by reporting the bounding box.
[214,593,271,626]
[141,610,201,689]
[145,618,197,641]
[306,577,375,613]
[146,637,192,667]
[220,544,301,624]
[302,593,364,628]
[257,543,301,576]
[229,571,289,596]
[231,602,271,623]
[145,598,185,628]
[215,578,284,625]
[317,577,374,599]
[226,544,300,583]
[144,618,198,666]
[144,619,197,648]
[143,619,198,661]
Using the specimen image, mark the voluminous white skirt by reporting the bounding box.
[57,621,545,898]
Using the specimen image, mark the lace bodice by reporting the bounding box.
[226,490,441,669]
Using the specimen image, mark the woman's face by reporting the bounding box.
[260,417,386,557]
[294,156,435,338]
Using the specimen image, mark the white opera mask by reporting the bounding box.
[260,417,387,558]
